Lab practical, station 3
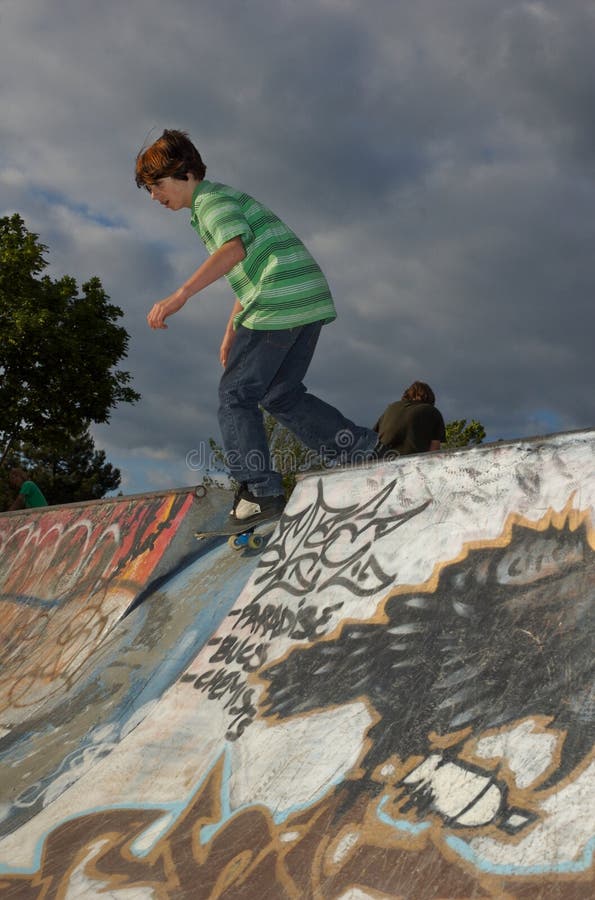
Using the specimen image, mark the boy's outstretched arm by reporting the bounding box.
[147,237,246,330]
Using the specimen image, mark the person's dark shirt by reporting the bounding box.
[374,400,446,455]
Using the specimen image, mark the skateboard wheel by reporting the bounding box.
[247,534,264,550]
[228,535,245,550]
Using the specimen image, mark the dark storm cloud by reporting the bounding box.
[1,0,594,491]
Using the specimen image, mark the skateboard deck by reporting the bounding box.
[195,510,282,550]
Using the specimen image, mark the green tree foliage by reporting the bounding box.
[264,412,323,496]
[0,426,121,509]
[0,214,140,462]
[444,418,486,449]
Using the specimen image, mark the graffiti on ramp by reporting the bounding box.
[0,432,593,898]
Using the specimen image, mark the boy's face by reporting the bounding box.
[147,176,196,210]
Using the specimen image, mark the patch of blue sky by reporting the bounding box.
[529,409,567,432]
[35,186,125,229]
[494,409,569,442]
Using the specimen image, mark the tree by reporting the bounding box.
[0,214,140,462]
[0,426,121,506]
[444,419,486,449]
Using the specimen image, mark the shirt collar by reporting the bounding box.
[190,179,211,226]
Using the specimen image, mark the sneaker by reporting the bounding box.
[231,481,248,515]
[230,484,285,523]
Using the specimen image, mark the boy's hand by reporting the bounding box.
[147,292,187,329]
[147,240,245,331]
[220,330,236,367]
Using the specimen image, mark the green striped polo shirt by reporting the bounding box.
[190,180,337,330]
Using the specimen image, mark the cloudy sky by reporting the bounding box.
[1,0,594,494]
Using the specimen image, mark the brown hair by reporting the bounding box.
[135,129,207,189]
[402,381,436,404]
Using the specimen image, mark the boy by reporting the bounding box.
[8,467,48,510]
[135,130,386,524]
[373,381,446,456]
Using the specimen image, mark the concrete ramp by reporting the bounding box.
[0,431,594,898]
[0,485,229,733]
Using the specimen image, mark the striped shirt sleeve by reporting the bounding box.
[199,195,254,251]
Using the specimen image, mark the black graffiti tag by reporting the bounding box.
[252,479,431,602]
[229,598,343,641]
[184,479,432,739]
[181,667,257,740]
[207,633,268,672]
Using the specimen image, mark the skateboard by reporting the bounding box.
[194,510,282,551]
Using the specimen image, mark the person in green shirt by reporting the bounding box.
[8,467,48,510]
[135,130,389,525]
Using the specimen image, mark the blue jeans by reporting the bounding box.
[218,323,378,496]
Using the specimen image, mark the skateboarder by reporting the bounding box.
[373,381,446,456]
[135,129,389,525]
[7,467,48,510]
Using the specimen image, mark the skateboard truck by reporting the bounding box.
[227,528,265,551]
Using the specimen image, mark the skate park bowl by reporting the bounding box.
[0,429,593,898]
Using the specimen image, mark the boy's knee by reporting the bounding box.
[219,381,263,410]
[262,383,305,416]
